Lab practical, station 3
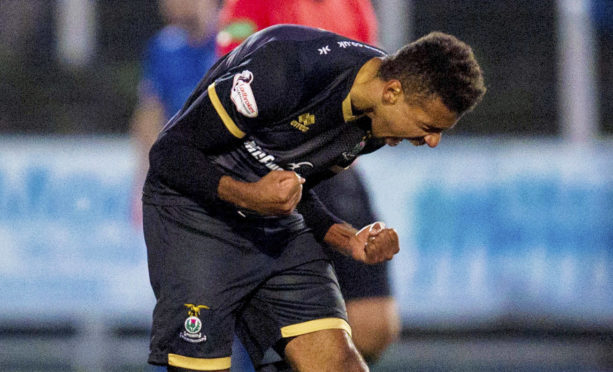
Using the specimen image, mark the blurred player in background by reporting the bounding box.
[216,0,400,365]
[130,0,220,224]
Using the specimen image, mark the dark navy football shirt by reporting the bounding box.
[145,24,387,237]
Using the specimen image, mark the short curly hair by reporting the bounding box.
[379,31,486,115]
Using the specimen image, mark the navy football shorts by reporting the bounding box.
[143,203,349,370]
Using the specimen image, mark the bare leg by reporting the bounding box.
[284,329,368,372]
[346,296,400,363]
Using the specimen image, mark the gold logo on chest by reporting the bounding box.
[290,113,315,132]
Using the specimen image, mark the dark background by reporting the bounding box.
[0,0,611,136]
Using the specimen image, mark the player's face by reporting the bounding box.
[369,94,458,148]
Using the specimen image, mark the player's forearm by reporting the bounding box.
[296,189,343,241]
[323,223,358,256]
[217,176,255,209]
[149,136,225,206]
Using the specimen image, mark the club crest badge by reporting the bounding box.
[231,70,258,118]
[342,140,367,161]
[179,304,209,344]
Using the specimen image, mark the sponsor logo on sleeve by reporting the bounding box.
[231,70,258,118]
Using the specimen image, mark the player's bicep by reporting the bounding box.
[164,66,281,154]
[163,83,246,154]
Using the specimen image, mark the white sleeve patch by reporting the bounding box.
[230,70,259,118]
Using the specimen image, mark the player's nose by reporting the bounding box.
[425,133,441,148]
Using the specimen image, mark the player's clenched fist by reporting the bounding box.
[218,171,305,215]
[251,171,305,215]
[350,222,399,264]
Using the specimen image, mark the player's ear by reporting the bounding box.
[382,80,402,104]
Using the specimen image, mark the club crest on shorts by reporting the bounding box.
[179,304,209,344]
[231,70,258,118]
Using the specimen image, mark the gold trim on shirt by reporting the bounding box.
[342,93,361,122]
[208,83,246,138]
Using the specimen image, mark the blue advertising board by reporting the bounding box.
[0,136,611,328]
[0,137,154,318]
[358,139,613,327]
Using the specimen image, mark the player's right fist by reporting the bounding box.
[218,172,305,216]
[252,171,305,215]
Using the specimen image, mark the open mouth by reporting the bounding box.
[385,137,403,146]
[385,137,427,147]
[408,137,426,146]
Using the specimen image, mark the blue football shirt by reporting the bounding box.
[140,25,218,119]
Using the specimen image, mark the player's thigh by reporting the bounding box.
[346,296,400,337]
[235,257,348,370]
[330,250,399,361]
[285,328,368,372]
[346,296,400,351]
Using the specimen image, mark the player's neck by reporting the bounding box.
[350,58,384,113]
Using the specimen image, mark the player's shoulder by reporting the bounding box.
[240,24,353,56]
[226,24,333,61]
[259,25,385,54]
[249,24,337,44]
[243,25,386,81]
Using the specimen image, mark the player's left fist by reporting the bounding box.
[354,222,399,264]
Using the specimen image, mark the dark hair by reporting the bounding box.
[379,31,486,115]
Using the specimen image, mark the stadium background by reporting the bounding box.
[0,0,612,370]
